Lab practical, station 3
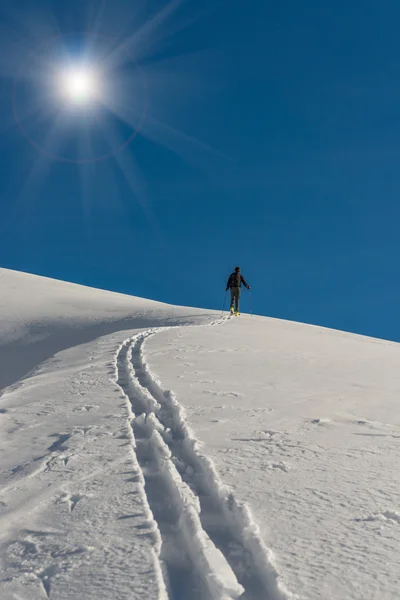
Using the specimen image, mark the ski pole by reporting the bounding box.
[248,289,253,316]
[221,291,227,316]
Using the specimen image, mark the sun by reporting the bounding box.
[11,0,203,164]
[59,66,100,106]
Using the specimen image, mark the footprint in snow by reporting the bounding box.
[266,462,290,473]
[259,430,280,438]
[204,390,242,398]
[57,492,85,513]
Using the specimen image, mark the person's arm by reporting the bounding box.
[226,275,231,291]
[241,275,250,289]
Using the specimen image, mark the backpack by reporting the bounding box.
[229,272,241,287]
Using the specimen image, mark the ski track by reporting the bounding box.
[115,320,290,600]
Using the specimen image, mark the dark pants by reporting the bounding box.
[230,286,241,312]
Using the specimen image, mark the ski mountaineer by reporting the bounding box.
[226,266,250,316]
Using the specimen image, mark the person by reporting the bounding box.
[226,266,250,315]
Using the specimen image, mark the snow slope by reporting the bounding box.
[145,318,400,600]
[1,268,400,600]
[0,268,220,600]
[0,268,212,391]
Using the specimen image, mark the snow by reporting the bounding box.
[144,318,400,600]
[0,268,211,391]
[1,267,400,599]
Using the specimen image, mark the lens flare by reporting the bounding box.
[59,67,100,106]
[10,1,213,167]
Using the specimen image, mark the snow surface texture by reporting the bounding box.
[145,319,400,600]
[0,267,399,599]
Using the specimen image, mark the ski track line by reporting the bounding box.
[116,327,243,600]
[115,320,291,600]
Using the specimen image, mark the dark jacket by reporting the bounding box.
[226,272,249,290]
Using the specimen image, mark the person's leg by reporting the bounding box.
[236,288,241,313]
[231,287,238,312]
[230,288,235,311]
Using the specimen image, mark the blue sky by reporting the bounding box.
[1,0,400,341]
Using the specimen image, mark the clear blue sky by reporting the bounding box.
[1,0,400,341]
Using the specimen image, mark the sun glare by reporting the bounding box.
[11,0,207,165]
[59,67,100,106]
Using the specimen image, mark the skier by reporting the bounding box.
[226,266,250,316]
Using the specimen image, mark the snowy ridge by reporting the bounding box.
[116,330,244,600]
[116,325,291,600]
